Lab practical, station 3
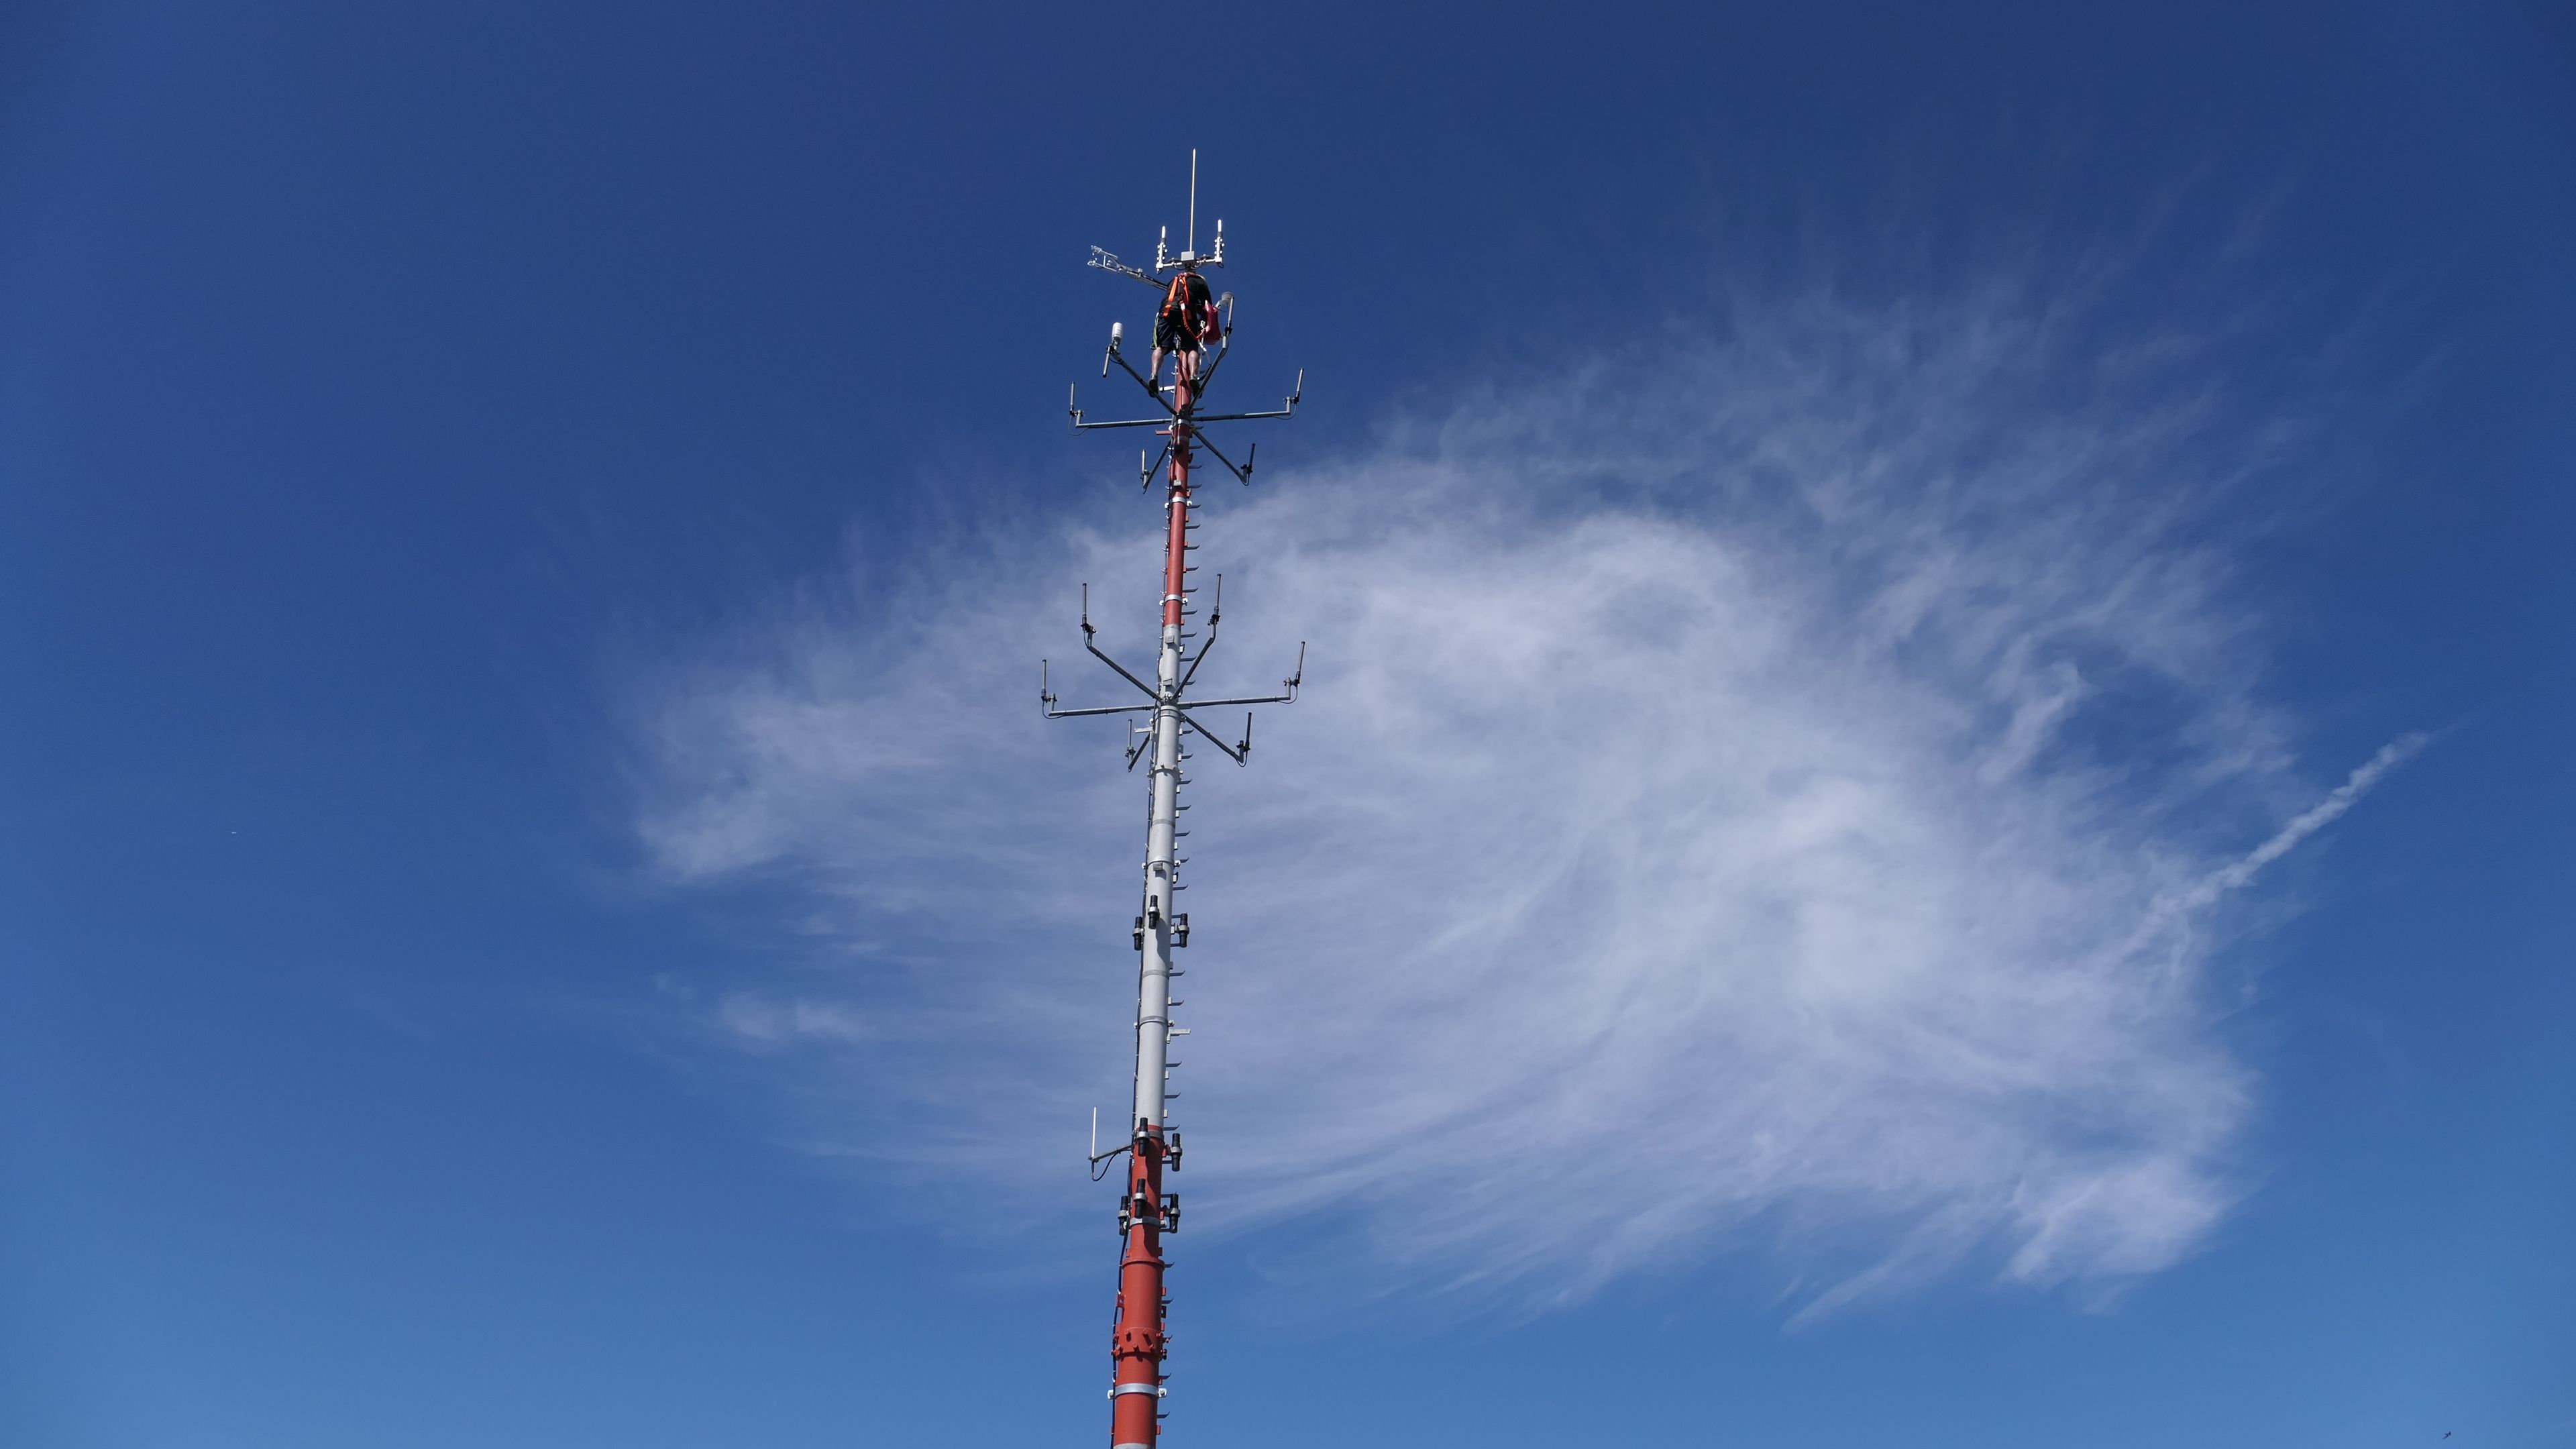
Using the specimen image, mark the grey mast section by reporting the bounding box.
[1134,606,1187,1130]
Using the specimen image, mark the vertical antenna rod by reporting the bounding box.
[1057,158,1305,1449]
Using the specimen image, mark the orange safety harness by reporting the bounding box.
[1160,272,1218,344]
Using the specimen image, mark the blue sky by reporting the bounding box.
[4,3,2571,1446]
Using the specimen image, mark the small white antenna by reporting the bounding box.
[1188,149,1198,256]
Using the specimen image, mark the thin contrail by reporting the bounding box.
[2180,731,2430,914]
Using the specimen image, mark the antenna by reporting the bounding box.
[1048,160,1306,1449]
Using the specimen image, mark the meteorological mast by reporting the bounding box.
[1044,152,1305,1449]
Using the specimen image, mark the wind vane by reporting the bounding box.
[1044,151,1305,1449]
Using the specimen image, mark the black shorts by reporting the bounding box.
[1155,312,1199,353]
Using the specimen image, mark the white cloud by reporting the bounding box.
[623,275,2411,1316]
[715,994,874,1049]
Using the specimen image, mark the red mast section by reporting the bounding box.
[1045,156,1305,1449]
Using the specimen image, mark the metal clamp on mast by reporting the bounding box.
[1040,151,1305,1449]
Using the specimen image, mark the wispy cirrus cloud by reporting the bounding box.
[622,270,2412,1318]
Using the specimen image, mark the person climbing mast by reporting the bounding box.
[1147,262,1220,396]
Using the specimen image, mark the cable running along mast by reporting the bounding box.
[1046,154,1303,1449]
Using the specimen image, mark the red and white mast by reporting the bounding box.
[1045,154,1303,1449]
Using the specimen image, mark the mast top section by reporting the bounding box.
[1087,149,1226,286]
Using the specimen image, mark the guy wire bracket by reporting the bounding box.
[1039,152,1305,1449]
